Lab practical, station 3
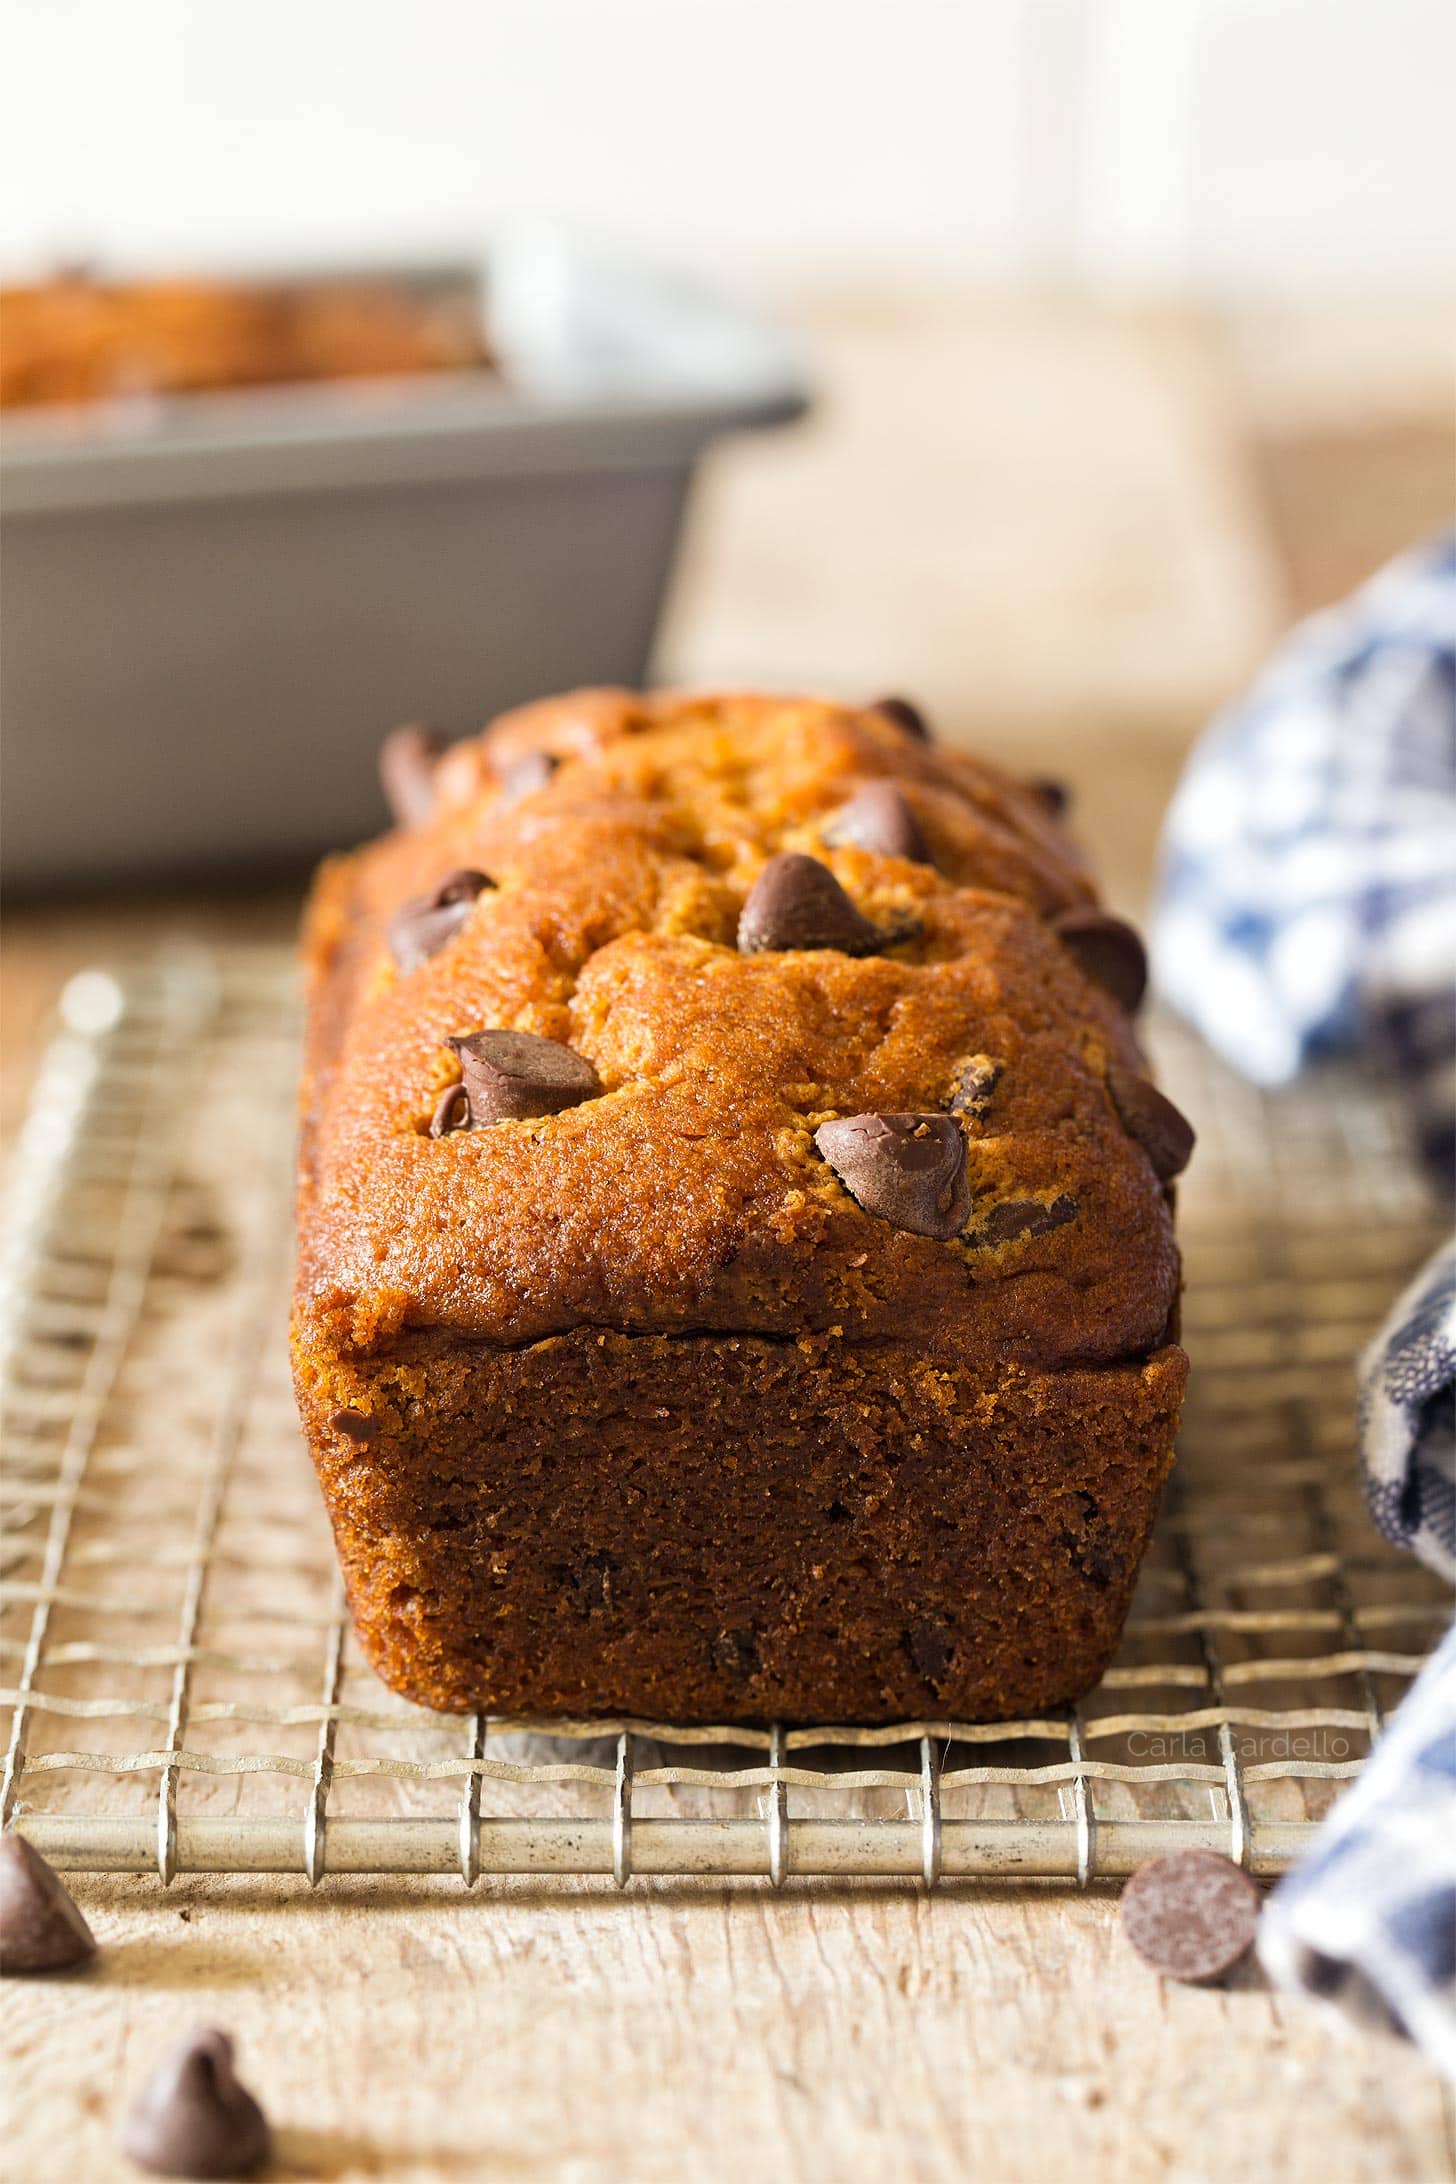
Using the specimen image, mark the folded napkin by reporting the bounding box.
[1360,1238,1456,1582]
[1153,530,1456,1185]
[1259,1241,1456,2076]
[1258,1618,1456,2078]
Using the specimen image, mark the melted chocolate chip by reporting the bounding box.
[738,854,888,956]
[378,723,443,829]
[1067,1536,1118,1588]
[387,868,492,975]
[121,2028,271,2180]
[905,1623,954,1691]
[871,695,933,743]
[329,1408,379,1444]
[713,1627,759,1680]
[1052,908,1148,1014]
[429,1083,470,1138]
[445,1028,600,1125]
[949,1054,1003,1123]
[975,1193,1079,1245]
[0,1834,96,1974]
[1120,1851,1261,1985]
[815,1113,971,1241]
[823,782,933,865]
[1107,1065,1195,1181]
[1060,1496,1121,1589]
[567,1554,615,1617]
[497,750,558,806]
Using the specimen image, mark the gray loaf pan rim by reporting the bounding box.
[0,231,811,890]
[1,230,810,511]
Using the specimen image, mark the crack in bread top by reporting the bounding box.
[296,691,1177,1365]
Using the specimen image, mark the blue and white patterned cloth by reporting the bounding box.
[1259,1618,1456,2080]
[1259,1241,1456,2075]
[1153,530,1456,1186]
[1154,555,1456,2072]
[1360,1238,1456,1582]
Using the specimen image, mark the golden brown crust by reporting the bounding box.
[297,689,1176,1363]
[291,688,1188,1722]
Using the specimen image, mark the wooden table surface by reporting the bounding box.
[4,293,1454,2183]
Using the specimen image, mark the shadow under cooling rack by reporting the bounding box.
[1,949,1448,1887]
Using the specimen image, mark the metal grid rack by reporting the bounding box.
[2,949,1448,1889]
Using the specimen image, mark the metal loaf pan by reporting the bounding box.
[0,234,809,889]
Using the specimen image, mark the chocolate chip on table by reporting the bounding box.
[1120,1850,1261,1984]
[496,750,557,806]
[1107,1065,1196,1181]
[815,1113,971,1241]
[1051,908,1148,1014]
[871,694,933,743]
[387,868,492,975]
[0,1833,96,1974]
[121,2027,271,2181]
[823,783,933,865]
[738,854,889,956]
[378,723,444,829]
[445,1028,600,1125]
[949,1054,1003,1123]
[975,1193,1079,1245]
[329,1407,379,1444]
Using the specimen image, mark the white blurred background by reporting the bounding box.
[2,0,1452,921]
[4,0,1453,296]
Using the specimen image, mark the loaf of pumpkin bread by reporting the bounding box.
[291,690,1191,1723]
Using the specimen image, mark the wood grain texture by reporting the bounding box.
[658,291,1286,740]
[4,294,1456,2183]
[4,1874,1454,2183]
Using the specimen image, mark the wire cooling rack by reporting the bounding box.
[1,947,1449,1890]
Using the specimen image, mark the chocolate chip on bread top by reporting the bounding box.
[293,690,1190,1724]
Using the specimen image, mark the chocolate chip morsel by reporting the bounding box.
[386,869,492,975]
[378,722,444,829]
[1052,907,1148,1014]
[905,1623,954,1691]
[0,1833,96,1974]
[1120,1850,1261,1985]
[949,1054,1003,1124]
[121,2027,271,2181]
[823,783,933,865]
[738,853,889,957]
[974,1193,1079,1246]
[329,1407,379,1444]
[496,750,557,806]
[871,694,933,743]
[815,1113,971,1241]
[1107,1064,1196,1181]
[446,1028,600,1126]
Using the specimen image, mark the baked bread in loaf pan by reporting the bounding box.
[291,690,1190,1722]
